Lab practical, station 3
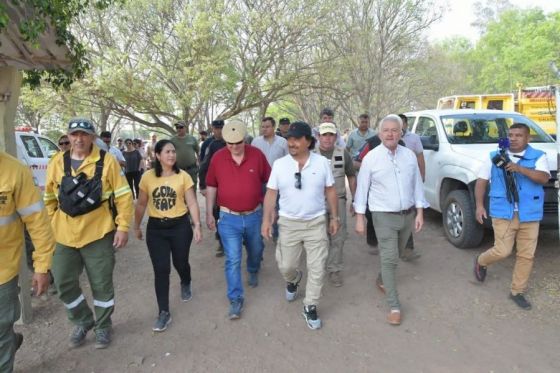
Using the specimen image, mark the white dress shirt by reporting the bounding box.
[95,138,126,164]
[267,152,334,220]
[354,144,427,213]
[402,131,423,155]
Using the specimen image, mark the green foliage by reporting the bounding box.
[19,1,560,137]
[0,3,8,30]
[472,8,560,92]
[429,8,560,100]
[0,0,123,89]
[63,0,334,131]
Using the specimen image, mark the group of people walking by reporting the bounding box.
[1,107,550,372]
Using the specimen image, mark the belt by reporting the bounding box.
[220,205,261,216]
[386,207,415,215]
[149,214,187,223]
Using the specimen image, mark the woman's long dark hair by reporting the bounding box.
[154,139,180,177]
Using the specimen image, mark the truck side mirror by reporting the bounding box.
[421,135,439,151]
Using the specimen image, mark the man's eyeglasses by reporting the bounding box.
[294,172,302,189]
[176,125,186,129]
[226,140,244,145]
[126,142,132,145]
[59,141,70,146]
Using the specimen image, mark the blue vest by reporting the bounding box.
[488,145,545,222]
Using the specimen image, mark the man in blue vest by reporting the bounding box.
[473,123,550,310]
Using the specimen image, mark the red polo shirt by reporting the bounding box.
[206,145,271,212]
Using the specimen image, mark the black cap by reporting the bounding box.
[279,117,290,125]
[174,121,187,128]
[211,119,225,128]
[286,121,312,138]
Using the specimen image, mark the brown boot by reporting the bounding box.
[387,310,401,325]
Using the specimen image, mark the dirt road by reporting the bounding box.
[14,206,560,372]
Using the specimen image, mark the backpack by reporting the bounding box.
[58,150,106,217]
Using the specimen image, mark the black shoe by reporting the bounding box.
[69,325,93,348]
[228,298,244,320]
[510,293,532,310]
[473,255,487,282]
[94,328,112,349]
[302,305,322,330]
[285,270,302,302]
[181,283,192,302]
[14,332,23,352]
[153,311,172,332]
[248,272,258,288]
[215,245,225,257]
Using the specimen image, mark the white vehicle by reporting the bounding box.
[15,128,59,191]
[405,109,558,248]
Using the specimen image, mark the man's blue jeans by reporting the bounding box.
[217,209,264,301]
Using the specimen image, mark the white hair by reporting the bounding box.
[378,114,403,132]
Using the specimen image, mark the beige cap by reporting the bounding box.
[318,122,337,135]
[222,119,247,143]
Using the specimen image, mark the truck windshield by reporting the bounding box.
[440,113,554,144]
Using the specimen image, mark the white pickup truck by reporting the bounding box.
[15,129,59,190]
[405,109,558,248]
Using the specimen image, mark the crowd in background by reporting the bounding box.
[1,106,548,372]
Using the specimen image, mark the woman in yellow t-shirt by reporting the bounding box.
[134,139,202,332]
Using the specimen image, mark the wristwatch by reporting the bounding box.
[330,216,340,221]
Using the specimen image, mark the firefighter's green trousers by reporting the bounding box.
[52,232,116,332]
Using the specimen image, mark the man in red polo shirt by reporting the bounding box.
[206,119,271,319]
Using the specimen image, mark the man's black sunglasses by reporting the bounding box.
[226,140,244,145]
[294,172,302,189]
[59,141,70,145]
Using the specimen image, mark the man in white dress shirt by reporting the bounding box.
[354,114,426,326]
[397,113,425,261]
[251,117,289,166]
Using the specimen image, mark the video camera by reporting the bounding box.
[491,138,511,168]
[493,137,518,203]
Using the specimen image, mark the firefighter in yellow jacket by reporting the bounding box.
[0,151,55,372]
[44,118,133,349]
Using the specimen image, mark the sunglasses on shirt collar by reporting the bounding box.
[294,172,302,189]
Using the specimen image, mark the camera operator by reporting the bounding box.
[473,123,550,310]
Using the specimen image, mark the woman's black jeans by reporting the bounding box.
[125,171,141,199]
[146,214,193,313]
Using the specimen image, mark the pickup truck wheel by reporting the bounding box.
[442,190,484,248]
